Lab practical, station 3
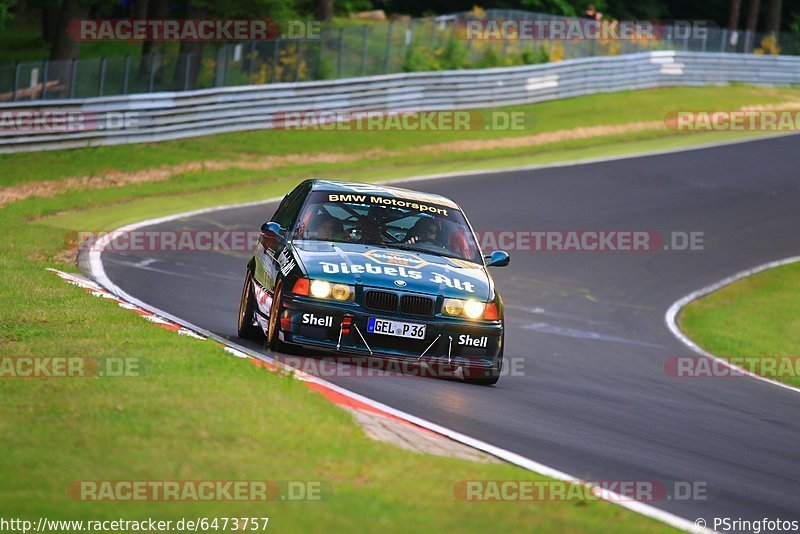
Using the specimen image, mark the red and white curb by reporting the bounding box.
[48,268,420,426]
[50,267,707,533]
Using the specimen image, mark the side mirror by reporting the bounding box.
[485,250,510,267]
[261,221,285,238]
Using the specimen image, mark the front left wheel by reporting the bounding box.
[464,334,503,385]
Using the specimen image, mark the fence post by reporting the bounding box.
[318,27,325,78]
[147,55,156,92]
[123,55,130,94]
[12,62,20,102]
[69,60,77,98]
[360,25,369,76]
[40,60,48,99]
[214,47,225,87]
[294,41,302,81]
[336,28,344,78]
[721,29,728,52]
[98,57,107,96]
[222,49,230,86]
[271,39,280,82]
[383,20,394,73]
[184,52,191,91]
[247,42,256,84]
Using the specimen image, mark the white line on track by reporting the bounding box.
[665,256,800,396]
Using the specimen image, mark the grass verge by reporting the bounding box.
[679,262,800,388]
[3,85,800,532]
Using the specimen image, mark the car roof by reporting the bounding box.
[307,179,460,210]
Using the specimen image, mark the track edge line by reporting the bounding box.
[665,256,800,395]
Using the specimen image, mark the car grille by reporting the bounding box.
[400,295,434,316]
[364,290,399,312]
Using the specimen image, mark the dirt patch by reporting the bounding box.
[0,148,391,208]
[423,121,663,154]
[739,101,800,111]
[348,408,499,462]
[1,101,780,208]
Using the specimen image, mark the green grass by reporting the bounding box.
[679,262,800,388]
[3,85,799,187]
[2,85,799,532]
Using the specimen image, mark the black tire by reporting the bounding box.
[266,279,288,352]
[464,336,503,386]
[237,270,264,340]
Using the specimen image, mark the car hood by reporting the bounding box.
[291,240,493,301]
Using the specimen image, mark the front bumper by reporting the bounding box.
[279,294,503,372]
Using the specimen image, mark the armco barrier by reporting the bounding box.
[1,50,800,154]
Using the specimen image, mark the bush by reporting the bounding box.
[402,45,441,72]
[521,47,549,64]
[475,45,502,68]
[754,34,781,55]
[438,38,470,70]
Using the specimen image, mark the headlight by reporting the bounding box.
[307,279,355,301]
[331,283,351,301]
[310,280,332,299]
[443,298,464,316]
[463,299,486,319]
[442,298,486,319]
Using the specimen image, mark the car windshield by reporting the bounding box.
[293,190,482,263]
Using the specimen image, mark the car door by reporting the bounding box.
[256,183,309,295]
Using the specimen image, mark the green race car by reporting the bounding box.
[238,179,510,385]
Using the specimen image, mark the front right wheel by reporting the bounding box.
[266,279,288,352]
[237,270,264,340]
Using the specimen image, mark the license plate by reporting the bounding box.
[367,317,426,339]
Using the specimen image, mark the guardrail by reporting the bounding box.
[2,50,800,154]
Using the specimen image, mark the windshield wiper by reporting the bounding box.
[388,242,474,262]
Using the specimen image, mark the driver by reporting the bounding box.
[313,214,347,241]
[404,218,438,245]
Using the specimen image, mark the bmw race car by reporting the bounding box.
[237,179,510,385]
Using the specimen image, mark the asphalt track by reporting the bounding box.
[99,135,800,526]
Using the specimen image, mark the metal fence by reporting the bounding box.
[2,50,800,153]
[3,9,800,103]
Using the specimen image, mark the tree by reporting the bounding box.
[727,0,743,49]
[746,0,760,32]
[38,0,60,44]
[49,0,90,61]
[765,0,783,32]
[174,0,206,90]
[0,0,15,29]
[315,0,333,21]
